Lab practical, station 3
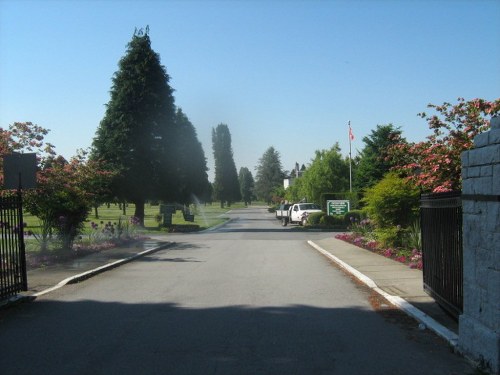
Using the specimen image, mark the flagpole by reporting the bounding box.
[348,121,352,193]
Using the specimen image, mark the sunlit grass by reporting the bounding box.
[22,201,262,236]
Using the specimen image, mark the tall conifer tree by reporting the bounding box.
[212,124,240,207]
[353,124,404,191]
[173,108,210,204]
[238,167,255,206]
[92,28,176,224]
[254,146,284,203]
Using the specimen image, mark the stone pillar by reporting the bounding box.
[459,116,500,374]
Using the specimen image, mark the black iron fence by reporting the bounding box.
[420,191,462,319]
[0,193,28,300]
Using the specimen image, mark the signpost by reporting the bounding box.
[327,200,350,216]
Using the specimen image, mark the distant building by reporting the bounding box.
[283,162,304,189]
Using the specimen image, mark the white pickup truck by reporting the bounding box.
[281,203,322,226]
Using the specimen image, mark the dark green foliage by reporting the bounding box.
[212,124,241,207]
[344,210,365,225]
[238,167,255,206]
[306,212,346,228]
[299,144,350,203]
[320,214,345,227]
[254,146,284,203]
[307,212,324,225]
[92,29,176,223]
[374,226,405,248]
[354,124,405,191]
[362,172,420,228]
[173,108,210,204]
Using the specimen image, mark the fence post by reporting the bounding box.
[458,116,500,373]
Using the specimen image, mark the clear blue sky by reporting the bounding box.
[1,0,499,181]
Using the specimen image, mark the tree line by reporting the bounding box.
[1,27,498,250]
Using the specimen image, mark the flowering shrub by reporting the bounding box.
[409,249,423,269]
[335,233,423,270]
[349,217,374,237]
[387,98,500,193]
[85,215,141,245]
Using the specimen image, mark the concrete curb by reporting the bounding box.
[307,240,459,347]
[32,242,174,298]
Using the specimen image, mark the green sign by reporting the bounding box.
[327,200,350,216]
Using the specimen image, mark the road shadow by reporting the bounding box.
[0,300,474,375]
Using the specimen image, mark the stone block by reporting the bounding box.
[477,251,492,290]
[471,146,500,165]
[474,132,490,148]
[487,271,500,328]
[495,146,500,164]
[490,129,500,145]
[462,200,478,215]
[474,176,493,195]
[462,281,479,315]
[467,166,482,178]
[493,164,500,194]
[481,165,493,177]
[462,150,470,167]
[491,116,500,130]
[459,314,500,374]
[462,178,475,194]
[495,231,500,264]
[486,203,500,232]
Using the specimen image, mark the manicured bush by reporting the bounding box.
[320,214,344,226]
[374,226,405,248]
[307,212,324,225]
[344,210,366,225]
[362,172,420,228]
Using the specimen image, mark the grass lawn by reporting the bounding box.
[23,201,262,236]
[21,201,266,269]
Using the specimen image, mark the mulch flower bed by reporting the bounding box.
[334,232,423,270]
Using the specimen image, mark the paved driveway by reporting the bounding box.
[0,207,473,374]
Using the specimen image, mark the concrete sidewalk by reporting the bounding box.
[309,237,459,347]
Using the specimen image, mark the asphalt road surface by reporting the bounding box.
[0,207,474,374]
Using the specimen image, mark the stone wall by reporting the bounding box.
[459,116,500,374]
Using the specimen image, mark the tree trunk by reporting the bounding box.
[134,199,145,227]
[94,205,99,219]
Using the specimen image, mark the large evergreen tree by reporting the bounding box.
[238,167,255,206]
[254,146,284,203]
[354,124,404,191]
[173,108,210,204]
[91,28,176,224]
[212,124,240,207]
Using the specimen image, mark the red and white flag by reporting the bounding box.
[349,123,355,141]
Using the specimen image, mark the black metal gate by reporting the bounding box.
[420,191,462,319]
[0,193,28,300]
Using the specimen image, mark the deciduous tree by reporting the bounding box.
[388,98,500,192]
[298,144,349,204]
[1,122,108,250]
